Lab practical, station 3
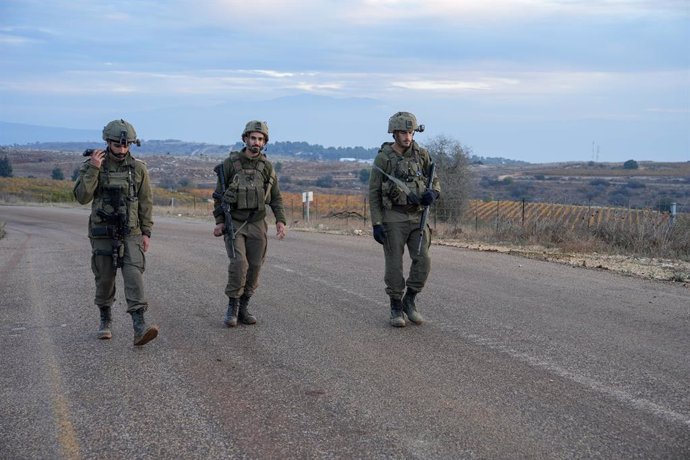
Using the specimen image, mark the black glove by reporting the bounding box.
[373,225,386,245]
[421,190,439,206]
[406,193,420,205]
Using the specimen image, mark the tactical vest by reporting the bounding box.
[89,157,139,238]
[222,153,273,211]
[380,144,428,209]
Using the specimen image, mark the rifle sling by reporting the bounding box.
[373,164,412,196]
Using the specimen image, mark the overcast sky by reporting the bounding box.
[1,0,688,162]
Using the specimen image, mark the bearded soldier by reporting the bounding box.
[73,119,158,346]
[213,120,287,327]
[369,112,441,327]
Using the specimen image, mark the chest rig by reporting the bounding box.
[380,144,428,208]
[90,156,139,235]
[223,153,268,211]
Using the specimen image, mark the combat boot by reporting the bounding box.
[402,289,424,325]
[238,294,257,325]
[131,309,159,346]
[390,297,406,327]
[97,305,112,340]
[224,298,239,327]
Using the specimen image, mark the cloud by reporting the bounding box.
[292,82,344,92]
[0,33,33,45]
[340,0,689,24]
[392,80,499,92]
[646,107,690,114]
[251,70,299,78]
[0,66,685,111]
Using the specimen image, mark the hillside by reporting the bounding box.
[2,138,522,165]
[471,161,690,210]
[2,147,688,211]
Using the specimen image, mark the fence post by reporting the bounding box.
[670,202,677,225]
[587,200,591,229]
[346,195,349,227]
[495,200,500,233]
[362,195,368,225]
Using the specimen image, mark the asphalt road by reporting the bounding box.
[1,204,689,459]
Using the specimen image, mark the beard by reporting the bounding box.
[249,146,262,154]
[108,148,128,161]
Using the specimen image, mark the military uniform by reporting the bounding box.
[74,151,153,311]
[370,140,440,296]
[73,118,158,345]
[369,112,441,326]
[213,147,286,322]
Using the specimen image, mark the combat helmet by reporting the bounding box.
[102,119,140,146]
[242,120,269,143]
[387,111,425,133]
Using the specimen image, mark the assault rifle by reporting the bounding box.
[417,162,436,255]
[96,187,129,268]
[213,163,236,258]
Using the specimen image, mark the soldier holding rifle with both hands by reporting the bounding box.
[369,112,440,327]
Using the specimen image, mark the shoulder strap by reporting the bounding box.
[97,156,109,194]
[128,161,137,199]
[264,165,276,190]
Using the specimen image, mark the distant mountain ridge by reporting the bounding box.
[1,120,525,164]
[0,121,100,144]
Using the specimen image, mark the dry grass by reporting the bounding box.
[434,212,689,261]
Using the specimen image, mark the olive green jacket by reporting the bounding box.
[73,151,154,237]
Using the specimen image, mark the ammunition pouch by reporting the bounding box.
[224,180,263,210]
[224,158,267,211]
[90,226,115,239]
[382,179,405,207]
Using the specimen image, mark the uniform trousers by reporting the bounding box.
[224,219,268,299]
[90,235,147,313]
[382,220,431,299]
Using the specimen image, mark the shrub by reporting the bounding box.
[624,180,645,189]
[51,167,65,180]
[0,156,12,177]
[315,174,334,188]
[623,159,639,170]
[589,178,609,187]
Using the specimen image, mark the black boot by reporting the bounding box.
[224,298,239,327]
[402,289,424,325]
[238,295,257,325]
[98,305,112,340]
[131,309,159,346]
[390,297,406,327]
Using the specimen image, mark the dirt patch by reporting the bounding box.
[288,224,689,285]
[436,240,690,285]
